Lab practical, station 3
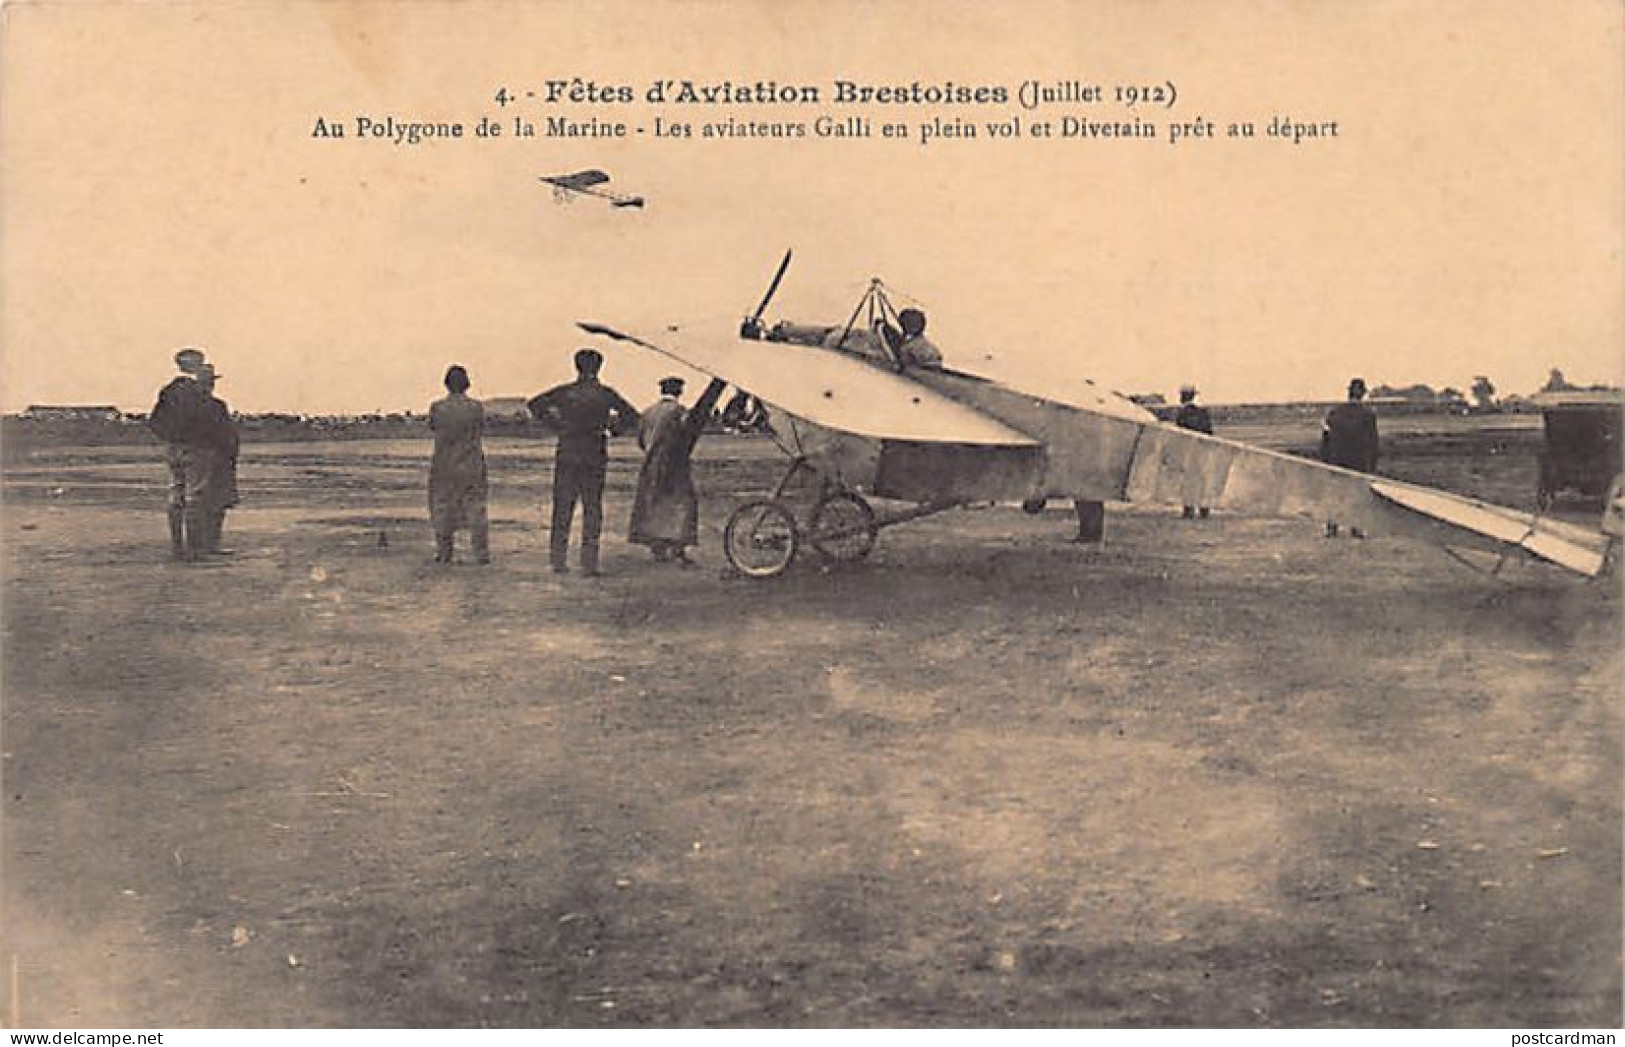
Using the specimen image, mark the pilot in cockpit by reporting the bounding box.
[884,308,943,370]
[759,307,944,372]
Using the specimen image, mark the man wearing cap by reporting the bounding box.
[629,374,728,564]
[1321,377,1381,537]
[528,349,638,575]
[148,347,218,560]
[1174,385,1215,520]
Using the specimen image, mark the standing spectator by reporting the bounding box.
[1174,385,1214,519]
[193,363,240,556]
[629,375,728,564]
[428,365,490,565]
[1321,377,1381,537]
[528,349,638,576]
[148,347,215,561]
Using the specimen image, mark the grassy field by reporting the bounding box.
[2,417,1618,1027]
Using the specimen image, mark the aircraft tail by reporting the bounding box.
[1372,481,1611,577]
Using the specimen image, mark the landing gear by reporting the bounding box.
[809,492,878,564]
[721,492,881,578]
[724,500,799,578]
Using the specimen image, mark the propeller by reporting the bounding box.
[741,249,792,338]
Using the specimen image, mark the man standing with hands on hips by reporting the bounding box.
[528,348,638,576]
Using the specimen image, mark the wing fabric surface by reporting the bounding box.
[543,170,611,190]
[906,366,1610,577]
[1371,482,1608,576]
[577,322,1039,447]
[1123,420,1611,577]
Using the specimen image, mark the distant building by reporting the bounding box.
[1530,390,1624,409]
[482,396,533,420]
[23,405,122,421]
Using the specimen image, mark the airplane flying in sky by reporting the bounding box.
[539,169,645,209]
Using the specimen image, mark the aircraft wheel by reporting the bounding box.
[724,500,800,579]
[809,492,879,564]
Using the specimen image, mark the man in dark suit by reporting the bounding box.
[1174,385,1215,519]
[148,347,216,561]
[1321,377,1381,537]
[528,349,638,576]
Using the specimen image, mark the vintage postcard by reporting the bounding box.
[2,0,1620,1030]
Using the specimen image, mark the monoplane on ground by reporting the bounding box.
[580,252,1615,580]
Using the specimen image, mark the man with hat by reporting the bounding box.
[1320,377,1381,537]
[193,362,240,556]
[1174,384,1215,519]
[528,348,638,575]
[629,374,728,563]
[148,347,219,560]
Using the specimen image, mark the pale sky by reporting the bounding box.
[2,0,1620,414]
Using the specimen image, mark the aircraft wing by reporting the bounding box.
[1370,480,1609,576]
[542,169,611,190]
[903,368,1612,577]
[577,321,1040,447]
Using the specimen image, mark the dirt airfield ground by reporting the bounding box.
[2,417,1620,1028]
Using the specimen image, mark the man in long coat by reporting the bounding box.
[629,375,727,563]
[1174,385,1214,519]
[194,363,240,556]
[428,364,490,564]
[1321,376,1381,537]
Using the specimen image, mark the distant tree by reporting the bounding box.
[1373,383,1437,402]
[1542,368,1576,393]
[1438,387,1465,403]
[1471,375,1497,409]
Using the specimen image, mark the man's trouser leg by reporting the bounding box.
[550,461,580,571]
[165,447,188,558]
[579,463,606,574]
[208,510,231,554]
[175,445,217,561]
[434,531,454,563]
[182,507,210,561]
[167,507,186,558]
[470,501,491,564]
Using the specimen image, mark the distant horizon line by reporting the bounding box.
[12,390,1610,419]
